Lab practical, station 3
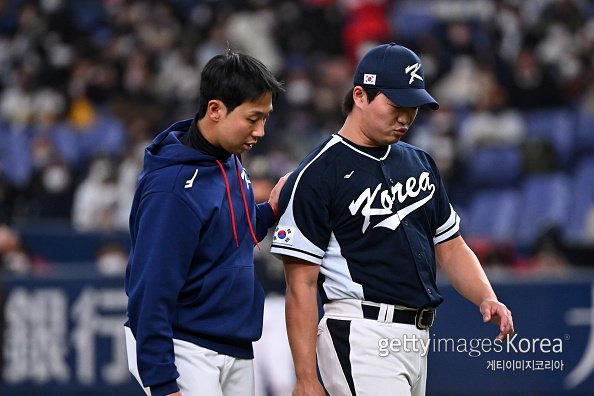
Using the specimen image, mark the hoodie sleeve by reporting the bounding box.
[127,191,201,395]
[255,202,277,242]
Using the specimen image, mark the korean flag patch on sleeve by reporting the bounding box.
[273,225,294,246]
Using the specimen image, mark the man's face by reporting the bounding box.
[216,92,273,155]
[358,91,419,146]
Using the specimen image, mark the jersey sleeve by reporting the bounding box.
[270,163,333,264]
[428,156,461,244]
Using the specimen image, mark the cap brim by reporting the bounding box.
[380,87,439,110]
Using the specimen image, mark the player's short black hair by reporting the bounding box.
[196,50,284,119]
[342,86,380,115]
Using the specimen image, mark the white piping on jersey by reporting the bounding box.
[436,204,457,234]
[271,244,324,264]
[335,134,390,161]
[434,210,460,244]
[320,232,364,300]
[288,135,343,204]
[271,135,344,263]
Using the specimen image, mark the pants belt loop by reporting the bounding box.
[378,303,388,323]
[385,304,394,323]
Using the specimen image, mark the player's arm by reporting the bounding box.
[436,235,514,340]
[283,256,326,396]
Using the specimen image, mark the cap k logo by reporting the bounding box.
[405,63,423,84]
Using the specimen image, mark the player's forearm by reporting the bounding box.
[285,282,319,380]
[437,237,497,307]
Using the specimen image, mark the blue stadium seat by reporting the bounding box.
[51,122,82,167]
[575,108,594,157]
[517,173,571,246]
[524,108,575,168]
[564,156,594,243]
[0,121,33,188]
[389,3,436,38]
[78,111,126,159]
[463,188,520,242]
[465,145,522,189]
[50,111,126,169]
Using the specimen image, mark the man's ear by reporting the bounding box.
[206,100,226,122]
[353,86,367,108]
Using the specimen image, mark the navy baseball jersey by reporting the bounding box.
[271,134,460,308]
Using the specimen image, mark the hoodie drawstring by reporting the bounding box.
[215,158,260,249]
[235,157,260,250]
[216,160,239,247]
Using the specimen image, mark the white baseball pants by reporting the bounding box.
[317,299,429,396]
[125,327,255,396]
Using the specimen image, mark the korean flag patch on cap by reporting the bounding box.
[273,225,294,246]
[363,74,376,85]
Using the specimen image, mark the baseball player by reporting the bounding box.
[271,43,514,396]
[124,51,287,396]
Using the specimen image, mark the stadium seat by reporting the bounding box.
[463,188,520,242]
[516,173,571,247]
[524,108,576,168]
[564,156,594,243]
[465,145,522,189]
[0,121,33,188]
[389,3,436,38]
[575,108,594,157]
[78,111,127,160]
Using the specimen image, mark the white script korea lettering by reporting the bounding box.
[349,172,435,233]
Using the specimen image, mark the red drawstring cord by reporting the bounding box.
[235,157,260,250]
[216,160,239,247]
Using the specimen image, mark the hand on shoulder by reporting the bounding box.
[268,172,291,215]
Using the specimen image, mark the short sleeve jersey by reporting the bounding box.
[270,134,460,308]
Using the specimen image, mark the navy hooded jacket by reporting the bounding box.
[125,119,277,395]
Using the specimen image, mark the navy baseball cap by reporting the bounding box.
[354,43,439,110]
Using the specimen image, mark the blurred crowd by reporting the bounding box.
[0,0,593,275]
[0,1,592,394]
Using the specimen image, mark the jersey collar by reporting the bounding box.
[335,134,391,161]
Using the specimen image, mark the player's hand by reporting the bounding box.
[166,392,182,396]
[268,172,291,216]
[480,299,514,341]
[293,378,326,396]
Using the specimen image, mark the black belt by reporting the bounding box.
[361,304,435,330]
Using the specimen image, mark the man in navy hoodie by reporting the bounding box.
[124,50,286,396]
